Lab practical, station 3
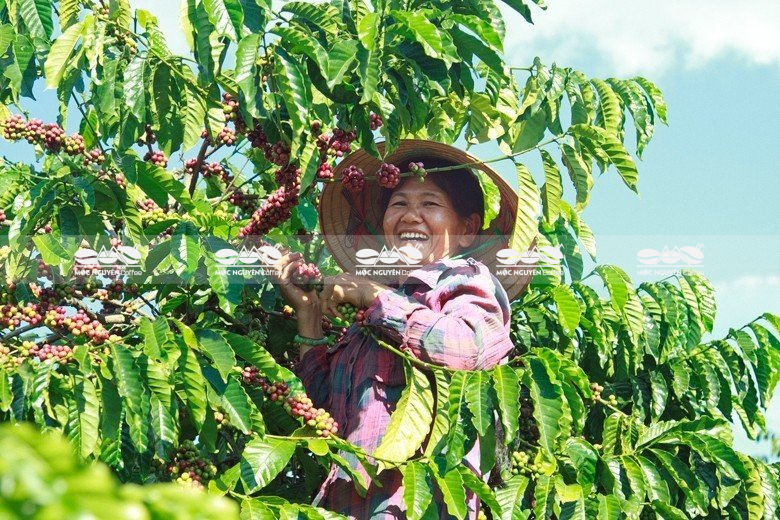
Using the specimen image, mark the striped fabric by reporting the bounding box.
[294,257,514,519]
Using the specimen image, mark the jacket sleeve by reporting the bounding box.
[292,345,331,409]
[362,265,513,371]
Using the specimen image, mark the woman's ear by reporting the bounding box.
[458,213,482,248]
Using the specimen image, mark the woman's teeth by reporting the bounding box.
[399,232,429,242]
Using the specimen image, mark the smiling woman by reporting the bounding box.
[271,140,533,519]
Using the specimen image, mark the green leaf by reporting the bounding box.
[123,54,147,121]
[240,437,297,493]
[124,157,198,213]
[73,377,100,457]
[373,361,433,465]
[551,285,581,336]
[110,344,149,452]
[357,13,381,104]
[560,143,592,210]
[528,357,564,455]
[183,84,207,150]
[539,149,562,225]
[326,40,359,89]
[178,340,208,430]
[591,79,622,136]
[0,368,12,412]
[458,466,502,517]
[588,127,639,193]
[204,0,243,40]
[492,365,520,444]
[213,377,253,434]
[274,46,311,149]
[171,221,201,279]
[393,11,453,65]
[430,465,467,520]
[43,20,84,88]
[281,1,339,35]
[59,0,80,30]
[597,494,620,520]
[465,371,493,437]
[496,475,530,520]
[403,462,433,520]
[595,265,629,311]
[19,0,52,40]
[634,77,668,124]
[195,329,236,381]
[471,168,501,231]
[508,163,540,252]
[533,474,555,519]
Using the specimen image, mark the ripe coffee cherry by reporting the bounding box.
[43,123,65,152]
[62,133,85,155]
[138,124,157,145]
[228,190,258,213]
[238,182,300,237]
[216,127,237,146]
[83,148,105,166]
[23,118,46,144]
[341,165,365,193]
[310,120,322,134]
[2,114,26,141]
[274,165,300,187]
[247,126,290,166]
[316,161,334,180]
[0,209,6,223]
[144,150,168,168]
[222,93,239,122]
[377,163,401,189]
[29,343,74,363]
[291,263,323,292]
[369,112,383,130]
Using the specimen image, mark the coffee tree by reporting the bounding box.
[1,0,779,518]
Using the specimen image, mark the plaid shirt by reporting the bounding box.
[294,257,514,519]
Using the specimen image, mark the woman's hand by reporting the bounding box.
[271,251,322,338]
[318,273,389,318]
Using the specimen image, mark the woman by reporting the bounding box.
[275,140,530,519]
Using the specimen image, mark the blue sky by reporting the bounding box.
[3,0,779,456]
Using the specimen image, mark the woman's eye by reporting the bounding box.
[391,201,405,206]
[424,201,438,206]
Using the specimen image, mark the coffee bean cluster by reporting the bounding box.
[2,115,102,164]
[216,127,237,146]
[138,199,169,226]
[509,450,541,476]
[377,163,401,189]
[369,113,383,131]
[144,150,168,168]
[341,165,365,194]
[238,182,300,237]
[166,440,218,489]
[291,263,323,292]
[316,128,356,158]
[1,302,44,330]
[28,342,74,363]
[590,382,618,406]
[247,127,290,166]
[241,368,339,437]
[408,161,427,181]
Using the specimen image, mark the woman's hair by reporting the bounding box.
[377,157,485,225]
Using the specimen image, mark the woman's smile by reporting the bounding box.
[382,179,479,264]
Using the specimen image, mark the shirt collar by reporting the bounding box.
[402,257,476,289]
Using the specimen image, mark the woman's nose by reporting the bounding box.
[401,207,423,222]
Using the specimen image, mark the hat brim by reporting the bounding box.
[319,139,533,301]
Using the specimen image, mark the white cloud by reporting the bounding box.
[501,0,780,76]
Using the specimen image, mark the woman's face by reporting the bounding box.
[382,178,480,264]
